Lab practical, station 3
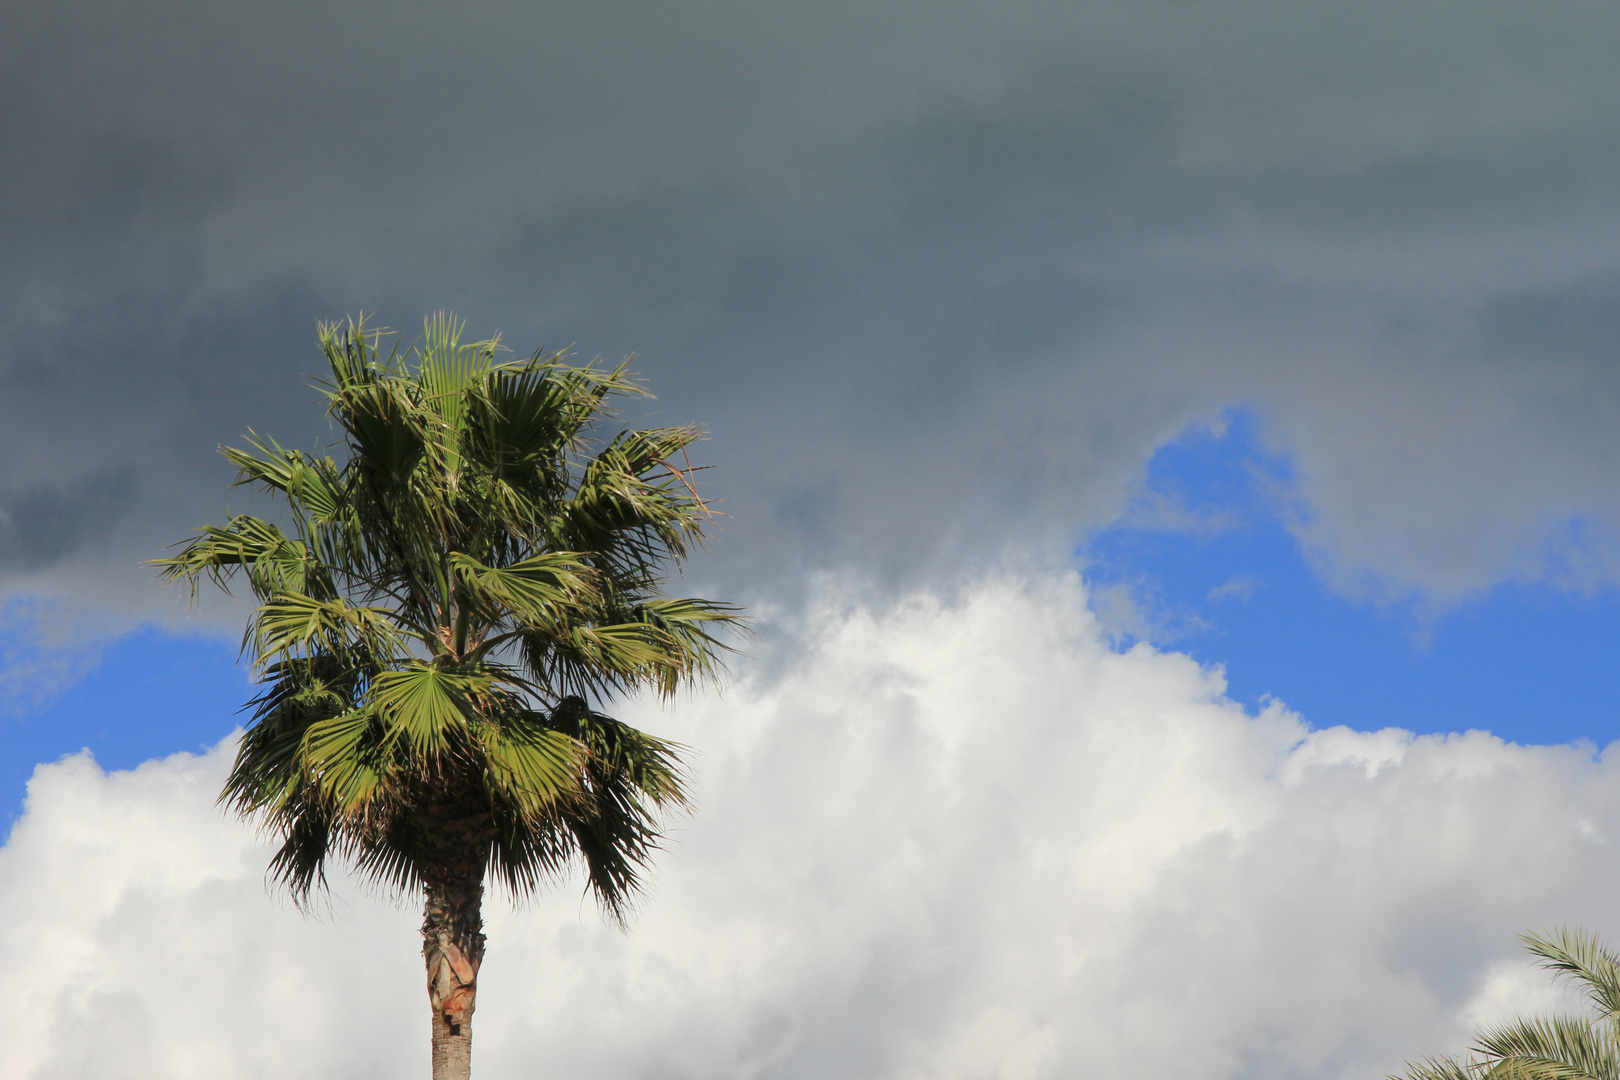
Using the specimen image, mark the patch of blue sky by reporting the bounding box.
[1080,409,1620,746]
[0,625,249,825]
[5,406,1619,825]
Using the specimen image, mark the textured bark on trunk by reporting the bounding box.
[423,860,486,1080]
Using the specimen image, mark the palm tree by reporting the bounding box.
[1396,927,1620,1080]
[155,314,740,1080]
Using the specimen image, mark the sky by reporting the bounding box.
[5,2,1620,1077]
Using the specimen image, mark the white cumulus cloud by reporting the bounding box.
[4,571,1617,1079]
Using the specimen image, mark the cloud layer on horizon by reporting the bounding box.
[5,572,1617,1079]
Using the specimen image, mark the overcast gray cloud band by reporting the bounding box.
[5,1,1620,618]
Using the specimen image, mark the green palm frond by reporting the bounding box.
[1475,1015,1618,1079]
[1523,929,1620,1024]
[223,434,347,521]
[156,312,741,914]
[369,663,489,755]
[462,362,575,482]
[1397,1055,1475,1080]
[264,796,338,899]
[628,595,745,692]
[539,696,689,922]
[1393,928,1620,1080]
[477,712,584,819]
[302,707,391,810]
[447,550,599,629]
[155,515,325,601]
[250,592,402,669]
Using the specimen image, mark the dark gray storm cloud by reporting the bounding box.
[6,0,1620,616]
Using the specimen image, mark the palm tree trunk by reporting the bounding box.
[423,864,486,1080]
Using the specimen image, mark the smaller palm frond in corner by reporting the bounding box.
[1392,926,1620,1080]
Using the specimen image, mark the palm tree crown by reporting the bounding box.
[1398,927,1620,1080]
[156,314,739,1077]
